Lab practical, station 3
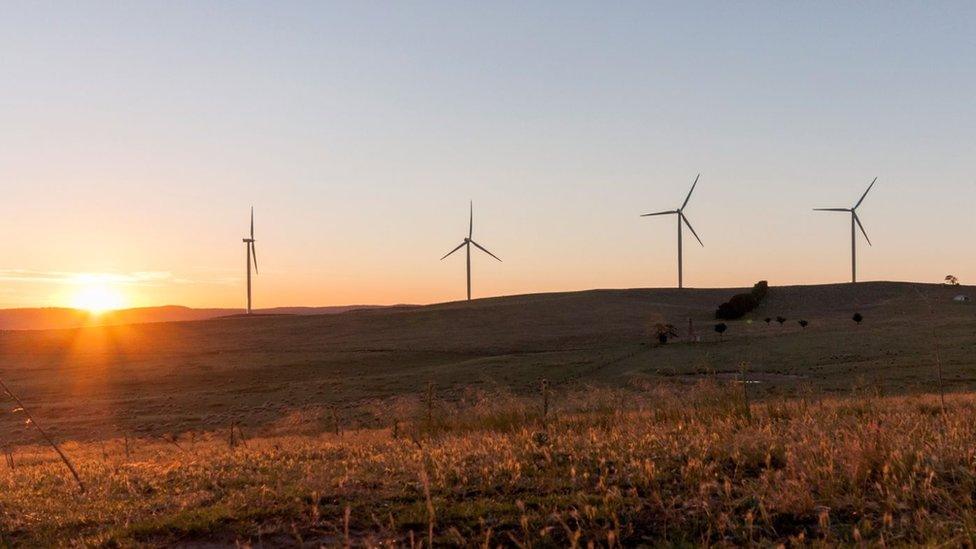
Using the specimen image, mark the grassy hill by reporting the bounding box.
[0,282,973,443]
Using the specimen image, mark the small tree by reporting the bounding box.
[654,323,678,345]
[798,320,809,329]
[945,274,960,286]
[764,317,771,325]
[714,323,728,339]
[776,316,787,326]
[852,312,863,324]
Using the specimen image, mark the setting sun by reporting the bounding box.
[70,284,127,314]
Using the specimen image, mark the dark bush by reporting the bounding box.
[714,323,728,338]
[776,316,786,325]
[751,280,769,301]
[716,294,757,320]
[798,320,809,329]
[852,312,863,324]
[716,281,769,320]
[764,317,771,324]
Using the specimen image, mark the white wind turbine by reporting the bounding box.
[440,201,501,301]
[242,207,258,313]
[814,177,878,283]
[640,174,704,289]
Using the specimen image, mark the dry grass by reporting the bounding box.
[3,382,976,546]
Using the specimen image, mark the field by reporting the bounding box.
[1,281,975,544]
[5,385,976,545]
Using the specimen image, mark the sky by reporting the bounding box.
[1,2,974,309]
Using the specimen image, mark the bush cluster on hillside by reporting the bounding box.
[715,281,769,320]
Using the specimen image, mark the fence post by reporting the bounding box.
[331,405,342,437]
[425,382,435,433]
[541,379,550,425]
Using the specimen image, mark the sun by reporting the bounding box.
[70,284,128,314]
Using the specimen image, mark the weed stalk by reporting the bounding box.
[0,377,85,493]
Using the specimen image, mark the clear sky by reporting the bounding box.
[1,2,974,309]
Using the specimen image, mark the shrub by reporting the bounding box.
[853,312,863,324]
[798,320,809,329]
[716,294,756,320]
[776,316,786,325]
[654,323,678,345]
[764,317,771,324]
[716,281,769,320]
[714,323,728,338]
[751,280,769,301]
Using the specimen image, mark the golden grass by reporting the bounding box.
[3,383,976,546]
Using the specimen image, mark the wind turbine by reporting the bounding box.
[640,174,704,289]
[242,207,258,313]
[440,201,501,301]
[814,177,877,283]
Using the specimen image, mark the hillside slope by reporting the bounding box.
[0,282,972,442]
[0,304,390,331]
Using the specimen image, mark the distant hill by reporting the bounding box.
[0,304,395,331]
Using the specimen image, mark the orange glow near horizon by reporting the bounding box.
[68,277,129,314]
[3,4,976,311]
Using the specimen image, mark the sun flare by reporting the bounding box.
[70,284,127,314]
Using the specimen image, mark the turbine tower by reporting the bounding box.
[640,174,704,289]
[814,177,877,283]
[440,201,501,301]
[242,207,259,314]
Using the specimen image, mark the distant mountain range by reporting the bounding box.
[0,305,395,331]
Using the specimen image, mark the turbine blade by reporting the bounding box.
[813,208,852,212]
[251,242,259,274]
[681,213,704,247]
[440,241,466,260]
[640,210,678,217]
[680,173,700,210]
[853,213,872,246]
[468,201,473,239]
[853,177,877,209]
[469,239,502,262]
[250,207,254,238]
